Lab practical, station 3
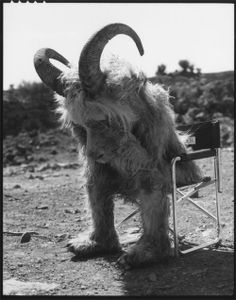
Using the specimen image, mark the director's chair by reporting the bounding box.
[117,120,223,257]
[171,120,222,257]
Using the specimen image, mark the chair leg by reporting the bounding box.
[170,153,223,257]
[178,156,222,255]
[214,153,222,241]
[179,238,220,255]
[177,189,218,221]
[216,148,222,193]
[171,157,181,257]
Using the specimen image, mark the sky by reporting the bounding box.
[3,3,234,90]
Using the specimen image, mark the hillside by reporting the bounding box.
[3,71,234,147]
[148,71,234,147]
[202,71,234,82]
[148,70,234,86]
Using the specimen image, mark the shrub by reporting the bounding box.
[3,82,58,137]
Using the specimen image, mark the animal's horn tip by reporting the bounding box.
[34,48,47,66]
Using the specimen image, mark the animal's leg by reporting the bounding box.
[67,184,121,258]
[118,188,171,268]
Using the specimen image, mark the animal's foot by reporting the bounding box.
[66,232,121,258]
[117,240,170,269]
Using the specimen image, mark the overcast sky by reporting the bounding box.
[3,3,234,90]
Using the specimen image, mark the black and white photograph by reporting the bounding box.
[2,2,234,296]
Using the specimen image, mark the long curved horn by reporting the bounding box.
[34,48,70,96]
[79,23,144,95]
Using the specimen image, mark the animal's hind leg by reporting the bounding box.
[118,188,171,268]
[67,184,121,258]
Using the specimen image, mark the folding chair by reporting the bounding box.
[117,120,223,255]
[171,120,223,257]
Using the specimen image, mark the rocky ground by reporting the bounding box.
[3,129,234,296]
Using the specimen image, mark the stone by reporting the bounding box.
[13,184,21,189]
[20,232,31,243]
[3,279,59,295]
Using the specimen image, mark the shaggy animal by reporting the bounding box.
[34,23,202,268]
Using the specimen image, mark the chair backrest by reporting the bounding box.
[177,120,221,150]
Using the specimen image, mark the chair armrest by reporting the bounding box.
[179,149,216,161]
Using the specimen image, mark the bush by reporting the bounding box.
[3,82,58,137]
[4,72,234,147]
[155,72,234,147]
[169,76,234,124]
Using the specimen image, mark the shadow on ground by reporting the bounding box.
[116,248,234,296]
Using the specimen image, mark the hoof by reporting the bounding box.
[117,253,132,270]
[66,234,121,258]
[117,242,170,269]
[117,251,153,269]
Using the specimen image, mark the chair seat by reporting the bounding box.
[179,149,216,161]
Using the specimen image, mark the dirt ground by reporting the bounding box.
[2,131,234,296]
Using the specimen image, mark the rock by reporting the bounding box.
[40,223,49,228]
[4,194,12,198]
[61,162,80,169]
[37,162,80,171]
[56,233,71,242]
[20,232,31,243]
[80,285,87,290]
[36,205,48,210]
[37,163,51,172]
[60,258,68,262]
[195,112,205,119]
[64,209,73,214]
[38,156,48,162]
[13,184,21,189]
[35,175,44,180]
[51,163,61,170]
[3,279,59,295]
[52,173,61,177]
[26,155,34,163]
[22,164,35,172]
[50,149,58,155]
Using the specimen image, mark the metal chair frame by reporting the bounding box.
[171,120,223,257]
[116,120,223,257]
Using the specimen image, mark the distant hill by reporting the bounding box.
[201,71,234,81]
[3,71,234,146]
[148,70,234,86]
